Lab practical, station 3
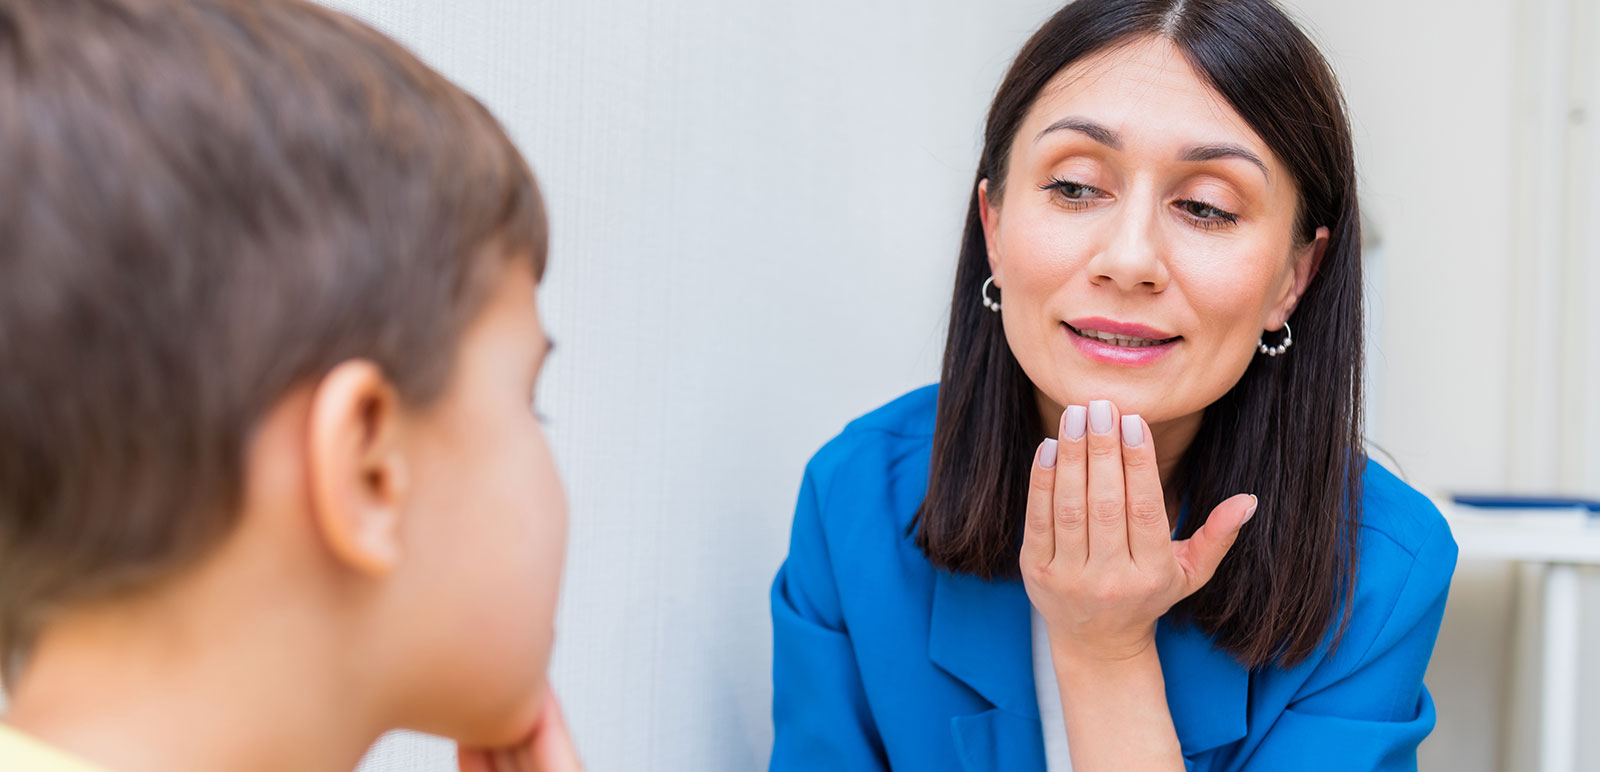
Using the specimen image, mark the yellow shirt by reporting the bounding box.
[0,723,105,771]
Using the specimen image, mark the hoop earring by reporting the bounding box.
[1258,321,1293,357]
[980,276,1001,312]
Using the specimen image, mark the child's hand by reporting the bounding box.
[1020,400,1257,665]
[457,692,584,772]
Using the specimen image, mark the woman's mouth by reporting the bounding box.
[1063,319,1181,366]
[1066,325,1180,348]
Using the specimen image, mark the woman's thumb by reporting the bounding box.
[1173,493,1257,593]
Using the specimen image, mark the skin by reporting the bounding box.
[977,36,1329,770]
[4,258,582,772]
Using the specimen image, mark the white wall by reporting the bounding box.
[306,2,1597,770]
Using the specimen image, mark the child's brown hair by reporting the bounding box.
[0,0,546,679]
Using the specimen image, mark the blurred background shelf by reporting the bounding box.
[1441,500,1600,772]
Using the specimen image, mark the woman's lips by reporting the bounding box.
[1064,321,1180,366]
[1065,316,1177,341]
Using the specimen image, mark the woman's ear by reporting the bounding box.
[978,179,1002,278]
[305,360,410,576]
[1271,225,1330,327]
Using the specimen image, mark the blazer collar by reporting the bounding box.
[929,570,1037,717]
[929,569,1250,761]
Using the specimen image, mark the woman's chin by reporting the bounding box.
[1037,381,1138,410]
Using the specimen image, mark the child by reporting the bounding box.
[0,1,581,769]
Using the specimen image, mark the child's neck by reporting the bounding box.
[4,563,388,772]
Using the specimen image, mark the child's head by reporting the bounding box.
[0,0,564,746]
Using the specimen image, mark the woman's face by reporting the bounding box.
[981,35,1326,427]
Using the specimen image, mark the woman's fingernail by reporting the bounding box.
[1122,414,1143,447]
[1063,405,1087,441]
[1243,494,1258,523]
[1089,400,1113,435]
[1039,438,1059,469]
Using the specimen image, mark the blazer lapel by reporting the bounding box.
[929,569,1250,768]
[928,569,1037,717]
[929,570,1046,772]
[1156,616,1251,756]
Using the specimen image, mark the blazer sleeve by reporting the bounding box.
[1237,516,1459,772]
[769,451,890,772]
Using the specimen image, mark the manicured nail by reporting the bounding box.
[1121,414,1143,447]
[1243,494,1258,523]
[1063,405,1087,441]
[1088,400,1113,435]
[1039,438,1058,469]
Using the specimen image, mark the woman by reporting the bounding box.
[769,1,1456,770]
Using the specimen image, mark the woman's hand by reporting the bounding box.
[457,691,584,772]
[1021,399,1257,664]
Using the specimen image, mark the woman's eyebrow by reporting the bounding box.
[1181,143,1270,181]
[1034,116,1121,148]
[1034,116,1271,183]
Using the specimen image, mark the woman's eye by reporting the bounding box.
[1040,178,1102,206]
[1054,181,1091,198]
[1178,199,1238,225]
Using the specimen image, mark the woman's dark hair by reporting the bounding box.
[914,0,1362,669]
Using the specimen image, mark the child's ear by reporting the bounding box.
[305,360,409,576]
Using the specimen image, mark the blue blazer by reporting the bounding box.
[770,385,1458,772]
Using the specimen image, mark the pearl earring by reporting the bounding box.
[1258,321,1293,356]
[980,276,1001,312]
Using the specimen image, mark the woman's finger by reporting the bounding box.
[1050,404,1089,569]
[1021,437,1059,569]
[1172,493,1257,595]
[1083,399,1129,566]
[1120,414,1170,567]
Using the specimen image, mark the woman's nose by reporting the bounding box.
[1083,200,1170,293]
